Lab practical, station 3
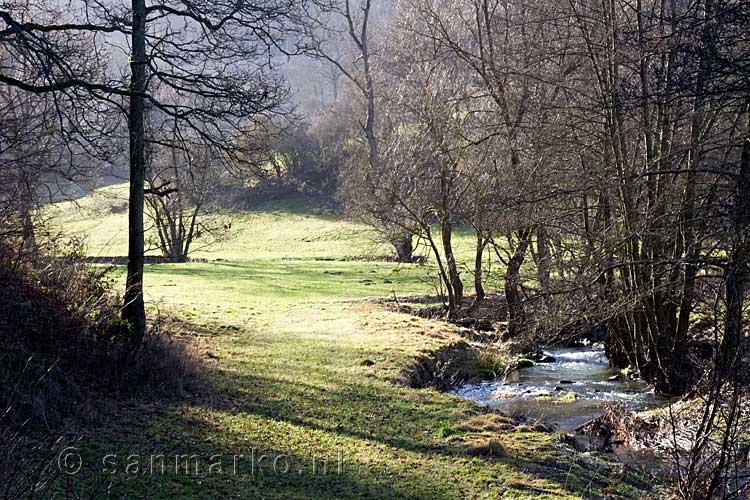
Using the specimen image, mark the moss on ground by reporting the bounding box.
[536,391,579,404]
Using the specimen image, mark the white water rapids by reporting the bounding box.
[452,346,669,431]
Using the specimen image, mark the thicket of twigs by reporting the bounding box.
[0,234,201,497]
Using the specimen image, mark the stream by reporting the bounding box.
[452,345,670,431]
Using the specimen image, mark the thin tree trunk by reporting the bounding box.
[676,0,710,346]
[183,204,201,259]
[532,226,550,293]
[503,229,532,340]
[441,215,463,308]
[424,228,455,313]
[19,176,35,252]
[122,0,148,346]
[474,232,486,302]
[722,99,750,362]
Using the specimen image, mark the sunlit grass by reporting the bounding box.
[47,183,497,275]
[47,185,650,499]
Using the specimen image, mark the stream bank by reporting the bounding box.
[451,345,671,432]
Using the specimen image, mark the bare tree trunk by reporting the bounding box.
[722,99,750,362]
[357,0,379,174]
[19,204,35,251]
[441,215,463,307]
[474,232,487,302]
[392,234,413,263]
[503,228,532,340]
[122,0,148,346]
[675,0,709,354]
[271,157,284,188]
[424,228,455,314]
[531,226,550,293]
[19,174,35,252]
[183,205,201,259]
[336,1,415,264]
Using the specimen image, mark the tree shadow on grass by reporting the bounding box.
[64,436,450,499]
[68,315,654,499]
[64,395,460,500]
[179,368,653,499]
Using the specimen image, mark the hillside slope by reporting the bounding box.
[43,186,652,499]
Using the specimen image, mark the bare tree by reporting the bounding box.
[0,47,110,252]
[144,111,229,262]
[1,0,314,344]
[311,0,417,262]
[406,0,579,336]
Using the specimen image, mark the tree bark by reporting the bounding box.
[20,204,35,251]
[19,173,36,252]
[474,232,487,301]
[393,234,413,263]
[358,0,379,174]
[424,228,455,313]
[441,215,463,308]
[531,226,550,293]
[722,100,750,362]
[503,229,532,340]
[121,0,148,345]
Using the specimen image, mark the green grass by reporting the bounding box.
[47,185,650,499]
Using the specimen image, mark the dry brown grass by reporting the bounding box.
[0,241,203,430]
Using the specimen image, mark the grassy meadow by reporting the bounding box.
[44,184,652,499]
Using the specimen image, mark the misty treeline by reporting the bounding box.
[302,0,750,392]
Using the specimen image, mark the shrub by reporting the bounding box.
[0,239,201,429]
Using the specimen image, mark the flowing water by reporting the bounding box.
[452,346,669,431]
